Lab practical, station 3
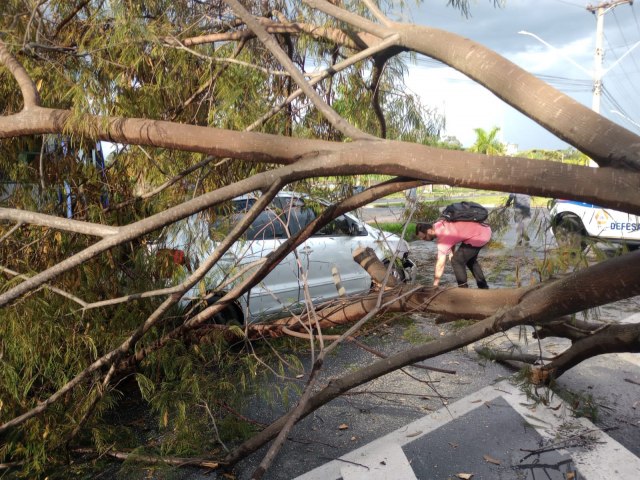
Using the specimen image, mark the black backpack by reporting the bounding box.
[441,201,489,223]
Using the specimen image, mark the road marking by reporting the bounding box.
[497,381,640,479]
[622,312,640,324]
[340,443,417,480]
[294,387,503,480]
[295,380,640,480]
[617,313,640,366]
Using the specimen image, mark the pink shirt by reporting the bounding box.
[433,220,491,255]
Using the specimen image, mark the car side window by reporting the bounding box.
[232,198,256,212]
[316,215,351,236]
[270,197,288,211]
[284,202,316,236]
[246,210,286,240]
[316,214,367,236]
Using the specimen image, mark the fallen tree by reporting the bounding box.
[1,1,639,478]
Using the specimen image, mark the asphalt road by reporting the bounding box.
[181,209,640,480]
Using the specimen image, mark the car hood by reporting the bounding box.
[362,223,410,255]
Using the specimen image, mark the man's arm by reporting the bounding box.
[433,252,447,286]
[505,193,513,207]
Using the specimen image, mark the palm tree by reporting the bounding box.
[469,126,506,155]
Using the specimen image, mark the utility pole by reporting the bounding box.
[520,1,639,166]
[587,0,634,114]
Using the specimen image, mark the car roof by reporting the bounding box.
[232,190,300,200]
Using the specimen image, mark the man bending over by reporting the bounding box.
[416,220,491,288]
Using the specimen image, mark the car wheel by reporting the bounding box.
[382,258,406,283]
[201,295,244,325]
[552,215,586,250]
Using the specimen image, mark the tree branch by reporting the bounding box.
[396,22,640,170]
[535,322,640,382]
[0,266,88,308]
[224,0,377,141]
[361,0,393,26]
[0,208,120,237]
[246,34,400,132]
[167,17,371,51]
[0,182,284,434]
[222,250,640,464]
[0,40,39,108]
[304,0,394,39]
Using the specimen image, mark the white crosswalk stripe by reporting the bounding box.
[340,443,417,480]
[295,377,640,480]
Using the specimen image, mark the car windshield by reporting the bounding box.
[211,194,363,241]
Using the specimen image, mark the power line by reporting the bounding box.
[550,0,585,8]
[611,9,640,77]
[598,6,640,123]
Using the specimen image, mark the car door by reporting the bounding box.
[300,211,372,306]
[237,209,303,320]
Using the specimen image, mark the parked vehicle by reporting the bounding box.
[549,199,640,250]
[156,191,414,323]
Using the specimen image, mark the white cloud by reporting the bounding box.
[404,0,640,151]
[510,36,594,78]
[406,66,507,147]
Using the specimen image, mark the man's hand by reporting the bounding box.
[434,252,447,287]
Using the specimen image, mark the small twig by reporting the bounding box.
[0,461,24,470]
[344,390,448,399]
[66,364,118,447]
[361,0,392,26]
[200,402,229,453]
[319,456,370,470]
[519,427,612,460]
[349,337,456,375]
[0,222,23,244]
[71,447,221,469]
[215,400,267,428]
[0,266,88,307]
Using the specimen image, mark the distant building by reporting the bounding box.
[505,143,519,156]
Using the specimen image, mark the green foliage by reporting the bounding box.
[447,0,506,18]
[401,323,435,344]
[519,147,589,165]
[485,204,511,237]
[514,371,601,422]
[409,199,445,223]
[432,135,465,150]
[449,319,476,331]
[469,126,506,155]
[0,0,464,476]
[369,221,416,241]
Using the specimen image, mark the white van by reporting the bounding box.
[549,199,640,250]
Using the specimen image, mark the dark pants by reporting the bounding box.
[514,208,531,246]
[451,243,489,289]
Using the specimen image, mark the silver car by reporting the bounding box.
[157,191,414,323]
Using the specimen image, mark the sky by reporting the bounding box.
[399,0,640,150]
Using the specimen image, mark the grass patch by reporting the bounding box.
[369,222,416,241]
[402,323,435,344]
[449,319,476,330]
[372,193,551,209]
